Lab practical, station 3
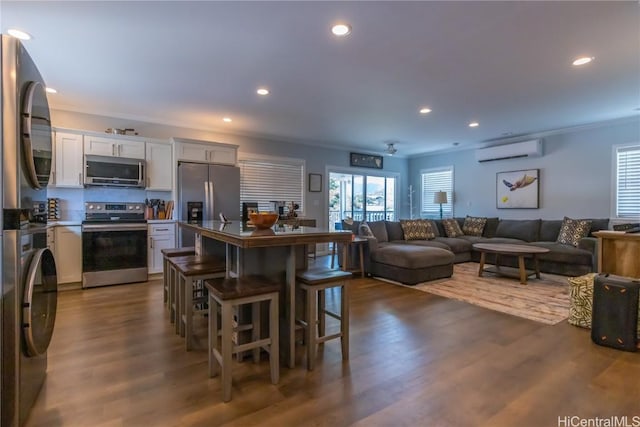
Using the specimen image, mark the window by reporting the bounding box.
[421,166,453,219]
[615,144,640,219]
[328,171,397,230]
[239,155,304,213]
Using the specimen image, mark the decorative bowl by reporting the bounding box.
[248,212,279,229]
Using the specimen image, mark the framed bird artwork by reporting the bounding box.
[496,169,540,208]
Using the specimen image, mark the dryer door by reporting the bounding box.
[22,248,57,357]
[21,81,53,189]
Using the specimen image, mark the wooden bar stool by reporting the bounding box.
[173,256,226,350]
[205,276,280,402]
[296,269,352,370]
[161,247,195,318]
[168,254,219,332]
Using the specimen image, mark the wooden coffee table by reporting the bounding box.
[472,243,550,285]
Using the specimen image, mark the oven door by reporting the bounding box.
[81,223,148,288]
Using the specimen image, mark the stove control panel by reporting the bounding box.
[85,202,144,214]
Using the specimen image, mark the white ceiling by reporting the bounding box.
[3,1,639,157]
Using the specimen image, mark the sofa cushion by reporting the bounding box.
[433,220,446,237]
[368,220,389,243]
[494,219,540,242]
[557,217,592,247]
[404,240,451,251]
[400,219,435,240]
[588,218,609,236]
[385,221,405,241]
[529,242,593,265]
[539,220,563,242]
[427,220,441,237]
[483,217,500,237]
[442,218,463,237]
[433,237,473,253]
[359,221,374,237]
[370,244,454,269]
[462,216,487,236]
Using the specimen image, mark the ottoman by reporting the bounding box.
[369,244,454,285]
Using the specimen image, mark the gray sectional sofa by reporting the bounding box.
[340,217,609,285]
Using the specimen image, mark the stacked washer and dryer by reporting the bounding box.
[1,35,58,426]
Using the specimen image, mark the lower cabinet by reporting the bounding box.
[54,226,82,284]
[148,222,176,274]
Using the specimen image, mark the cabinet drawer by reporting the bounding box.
[149,223,175,236]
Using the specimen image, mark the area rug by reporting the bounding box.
[402,262,570,325]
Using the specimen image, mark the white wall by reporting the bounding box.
[408,118,640,220]
[50,110,410,224]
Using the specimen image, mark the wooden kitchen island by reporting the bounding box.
[178,220,353,368]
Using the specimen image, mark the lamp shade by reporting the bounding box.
[433,191,448,204]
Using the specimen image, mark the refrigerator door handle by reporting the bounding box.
[209,180,215,221]
[204,181,210,220]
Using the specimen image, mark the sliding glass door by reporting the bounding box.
[328,171,397,230]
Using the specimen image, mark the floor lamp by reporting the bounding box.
[434,191,448,219]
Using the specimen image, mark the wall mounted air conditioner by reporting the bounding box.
[475,139,543,163]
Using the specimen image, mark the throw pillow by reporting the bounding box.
[442,218,463,238]
[557,217,592,247]
[359,221,374,238]
[400,219,435,240]
[462,216,487,236]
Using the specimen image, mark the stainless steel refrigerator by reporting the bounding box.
[177,162,241,247]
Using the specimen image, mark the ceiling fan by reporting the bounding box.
[385,142,398,155]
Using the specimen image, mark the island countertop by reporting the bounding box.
[178,220,353,248]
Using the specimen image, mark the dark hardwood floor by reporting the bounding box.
[27,259,640,427]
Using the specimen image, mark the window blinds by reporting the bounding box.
[239,158,304,213]
[421,167,453,218]
[616,145,640,218]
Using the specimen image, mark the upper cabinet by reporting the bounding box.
[84,135,145,159]
[53,132,84,188]
[145,141,172,191]
[173,138,238,165]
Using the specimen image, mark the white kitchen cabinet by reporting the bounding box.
[54,225,82,284]
[145,141,172,191]
[84,135,145,159]
[148,222,176,274]
[53,132,84,187]
[175,140,237,165]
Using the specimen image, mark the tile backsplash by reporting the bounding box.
[47,187,171,221]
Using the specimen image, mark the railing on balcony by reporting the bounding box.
[328,210,395,230]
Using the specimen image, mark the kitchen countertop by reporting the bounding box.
[179,220,352,248]
[147,219,176,224]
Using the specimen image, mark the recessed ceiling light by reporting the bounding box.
[222,117,232,123]
[469,122,479,128]
[256,88,269,96]
[331,23,351,37]
[572,56,594,66]
[7,29,31,40]
[419,107,432,114]
[45,87,57,94]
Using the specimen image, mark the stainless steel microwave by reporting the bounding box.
[84,155,145,188]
